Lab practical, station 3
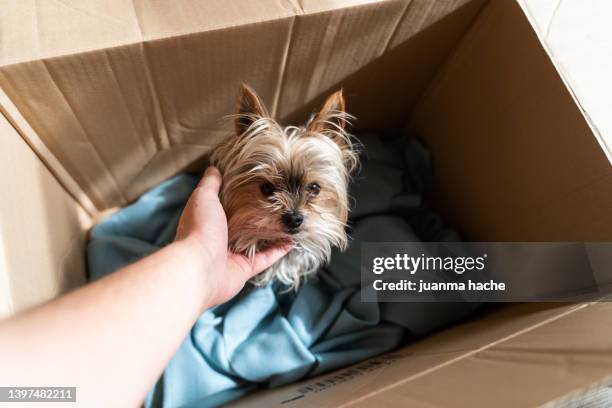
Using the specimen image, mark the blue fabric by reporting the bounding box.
[87,134,481,408]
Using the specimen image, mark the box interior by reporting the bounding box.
[1,0,612,405]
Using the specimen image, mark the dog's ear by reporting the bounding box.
[308,90,359,172]
[308,90,348,142]
[235,84,270,136]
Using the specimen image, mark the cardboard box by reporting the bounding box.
[1,0,611,406]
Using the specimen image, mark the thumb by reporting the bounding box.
[175,166,224,241]
[249,244,293,277]
[226,244,292,281]
[196,166,222,196]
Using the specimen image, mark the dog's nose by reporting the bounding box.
[282,211,304,232]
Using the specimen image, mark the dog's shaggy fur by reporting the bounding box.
[210,85,359,289]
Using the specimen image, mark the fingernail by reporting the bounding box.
[205,166,220,177]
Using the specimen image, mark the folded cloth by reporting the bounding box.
[87,134,481,408]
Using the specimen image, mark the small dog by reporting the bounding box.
[210,85,359,289]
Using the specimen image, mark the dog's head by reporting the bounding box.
[210,84,359,287]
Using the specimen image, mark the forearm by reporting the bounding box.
[0,240,210,407]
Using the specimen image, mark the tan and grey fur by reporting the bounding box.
[210,85,359,290]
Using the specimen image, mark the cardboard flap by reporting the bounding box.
[131,0,298,40]
[349,302,612,408]
[0,0,297,65]
[519,0,612,164]
[0,0,483,211]
[0,0,142,66]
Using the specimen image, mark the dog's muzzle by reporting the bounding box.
[282,211,304,234]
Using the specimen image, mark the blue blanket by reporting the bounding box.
[87,134,480,408]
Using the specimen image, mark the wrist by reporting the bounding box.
[167,239,213,310]
[172,236,208,261]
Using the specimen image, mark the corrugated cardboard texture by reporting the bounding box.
[0,113,91,318]
[231,303,606,407]
[0,87,98,215]
[0,0,481,211]
[0,0,142,66]
[411,0,612,241]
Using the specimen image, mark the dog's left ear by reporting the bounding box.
[308,90,358,172]
[308,90,347,135]
[235,84,270,136]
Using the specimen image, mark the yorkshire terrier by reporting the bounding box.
[209,85,359,289]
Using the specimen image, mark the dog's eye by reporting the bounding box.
[260,181,275,197]
[307,183,321,196]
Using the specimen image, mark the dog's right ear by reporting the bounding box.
[235,84,270,136]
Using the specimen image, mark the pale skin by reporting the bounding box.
[0,167,291,408]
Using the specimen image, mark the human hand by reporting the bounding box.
[175,166,291,307]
